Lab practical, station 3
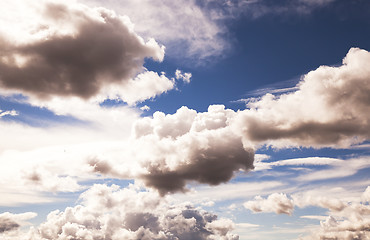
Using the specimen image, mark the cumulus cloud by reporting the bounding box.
[110,105,254,195]
[0,104,254,201]
[0,0,165,102]
[175,69,192,84]
[235,47,370,148]
[245,187,370,239]
[6,184,238,240]
[297,186,370,240]
[243,193,294,215]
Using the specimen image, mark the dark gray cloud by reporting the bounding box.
[141,135,254,195]
[0,212,36,234]
[0,1,163,100]
[0,218,19,233]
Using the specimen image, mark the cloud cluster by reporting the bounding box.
[2,184,238,240]
[244,187,370,239]
[243,193,294,215]
[0,212,36,234]
[97,105,255,195]
[235,47,370,148]
[0,0,168,103]
[300,187,370,240]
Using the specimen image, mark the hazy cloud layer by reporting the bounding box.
[0,0,165,102]
[2,184,238,240]
[82,0,229,61]
[235,47,370,148]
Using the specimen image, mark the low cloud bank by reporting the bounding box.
[0,184,239,240]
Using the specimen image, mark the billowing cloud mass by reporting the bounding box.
[235,47,370,148]
[98,105,255,195]
[1,184,238,240]
[0,0,166,102]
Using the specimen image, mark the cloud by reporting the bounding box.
[125,105,255,194]
[215,0,337,19]
[298,187,370,239]
[81,0,229,61]
[254,156,370,182]
[0,109,17,118]
[0,212,36,233]
[6,184,238,240]
[243,193,294,215]
[140,105,150,111]
[175,69,192,84]
[0,0,165,101]
[116,71,174,105]
[235,47,370,148]
[245,187,370,239]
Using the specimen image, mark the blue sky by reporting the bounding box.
[0,0,370,239]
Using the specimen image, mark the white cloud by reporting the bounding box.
[2,184,239,240]
[140,105,150,111]
[81,0,229,61]
[0,212,36,238]
[243,193,294,215]
[234,47,370,148]
[122,105,255,194]
[175,69,192,84]
[102,70,175,105]
[0,109,17,118]
[0,0,168,104]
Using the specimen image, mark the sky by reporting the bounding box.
[0,0,369,239]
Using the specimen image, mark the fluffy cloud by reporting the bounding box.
[175,69,192,84]
[243,193,294,215]
[97,105,255,195]
[244,187,370,239]
[4,184,238,240]
[235,47,370,148]
[0,0,165,102]
[0,109,17,118]
[297,186,370,240]
[0,212,36,234]
[0,104,254,202]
